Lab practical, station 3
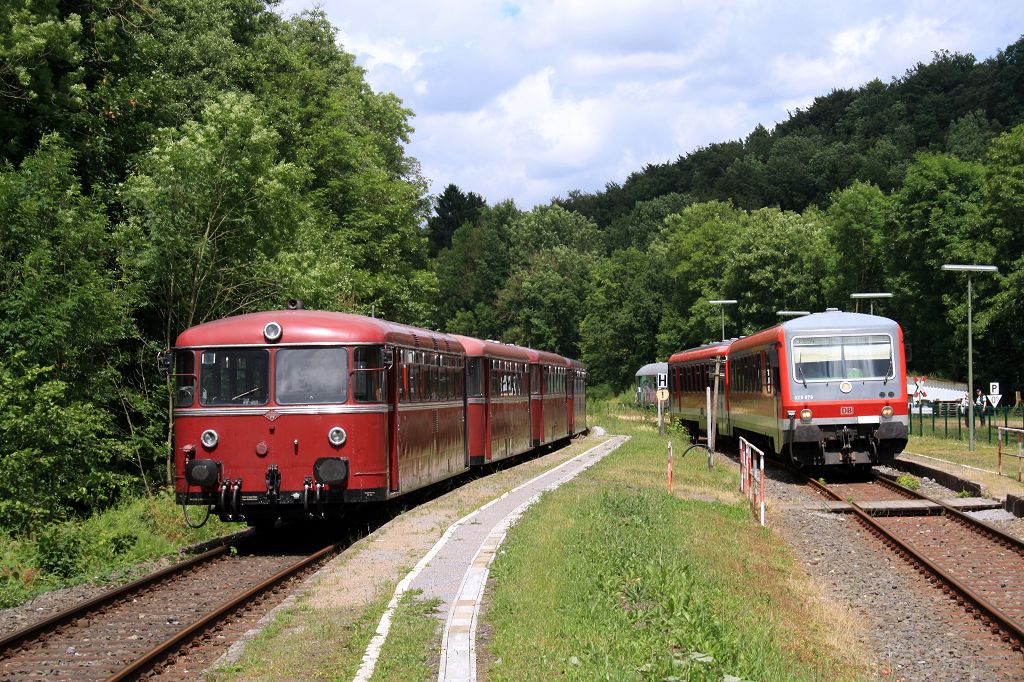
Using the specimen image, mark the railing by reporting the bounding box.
[998,427,1024,481]
[908,403,1024,444]
[739,436,765,526]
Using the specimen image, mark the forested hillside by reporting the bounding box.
[2,0,1023,533]
[1,0,432,532]
[427,39,1024,402]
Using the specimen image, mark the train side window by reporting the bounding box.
[352,346,387,403]
[467,358,484,397]
[174,350,196,407]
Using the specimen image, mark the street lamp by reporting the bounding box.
[850,292,893,315]
[940,264,999,451]
[776,310,810,317]
[708,299,737,341]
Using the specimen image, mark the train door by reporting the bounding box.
[387,346,401,493]
[714,355,729,438]
[767,345,781,453]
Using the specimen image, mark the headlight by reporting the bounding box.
[201,429,219,449]
[799,408,813,423]
[327,426,347,446]
[263,321,282,343]
[881,405,894,418]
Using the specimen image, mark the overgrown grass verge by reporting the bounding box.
[371,590,442,681]
[483,403,867,681]
[0,489,235,607]
[207,580,394,681]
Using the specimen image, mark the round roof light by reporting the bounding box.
[264,321,282,343]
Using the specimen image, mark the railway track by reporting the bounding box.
[802,469,1024,659]
[0,533,341,681]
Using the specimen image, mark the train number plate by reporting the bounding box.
[840,406,854,415]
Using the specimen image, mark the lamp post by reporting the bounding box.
[850,292,893,315]
[941,264,998,451]
[708,299,737,341]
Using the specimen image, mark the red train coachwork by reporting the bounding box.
[171,309,588,525]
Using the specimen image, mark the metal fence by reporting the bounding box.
[908,403,1024,443]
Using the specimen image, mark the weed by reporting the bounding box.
[896,474,920,490]
[956,490,972,498]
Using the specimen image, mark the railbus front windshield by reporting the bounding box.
[275,347,348,404]
[791,334,894,382]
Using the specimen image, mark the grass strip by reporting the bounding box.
[371,590,442,681]
[483,408,866,681]
[208,579,393,681]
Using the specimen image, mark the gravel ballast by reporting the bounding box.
[764,463,1024,680]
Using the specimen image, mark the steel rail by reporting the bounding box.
[804,474,1024,650]
[873,474,1024,554]
[0,545,228,657]
[105,542,340,681]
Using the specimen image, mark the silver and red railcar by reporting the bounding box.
[172,309,468,524]
[730,310,908,466]
[669,311,909,467]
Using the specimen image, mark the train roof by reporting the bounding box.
[635,362,667,377]
[450,334,532,362]
[780,310,900,335]
[668,341,733,364]
[565,357,587,372]
[729,310,902,353]
[174,309,465,353]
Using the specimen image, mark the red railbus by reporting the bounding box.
[172,309,467,524]
[526,349,570,447]
[567,358,588,436]
[451,335,532,465]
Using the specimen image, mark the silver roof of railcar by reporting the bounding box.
[780,310,900,337]
[635,362,668,377]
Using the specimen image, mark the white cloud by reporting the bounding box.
[281,0,1024,207]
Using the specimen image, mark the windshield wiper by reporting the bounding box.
[883,351,893,385]
[231,386,262,401]
[797,354,807,388]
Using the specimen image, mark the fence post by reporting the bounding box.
[999,428,1004,477]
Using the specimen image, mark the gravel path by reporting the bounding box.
[764,462,1024,681]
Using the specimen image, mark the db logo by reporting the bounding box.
[840,406,854,416]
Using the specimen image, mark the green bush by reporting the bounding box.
[35,525,83,579]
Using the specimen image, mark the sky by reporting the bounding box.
[278,1,1024,209]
